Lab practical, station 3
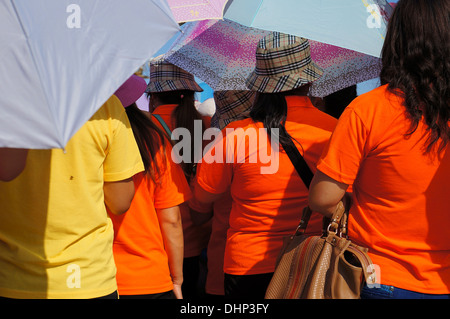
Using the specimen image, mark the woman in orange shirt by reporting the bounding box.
[189,90,256,300]
[111,75,190,299]
[193,32,337,298]
[146,58,212,299]
[309,0,450,299]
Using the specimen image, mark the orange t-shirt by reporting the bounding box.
[196,96,337,275]
[110,140,191,295]
[317,84,450,294]
[152,104,212,258]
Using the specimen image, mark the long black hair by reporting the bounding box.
[150,90,205,179]
[125,103,168,183]
[250,85,311,149]
[380,0,450,156]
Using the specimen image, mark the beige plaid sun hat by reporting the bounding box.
[246,32,323,93]
[211,90,256,130]
[146,55,203,93]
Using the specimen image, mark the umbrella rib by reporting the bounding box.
[153,0,183,30]
[217,0,230,18]
[250,0,264,26]
[10,0,64,148]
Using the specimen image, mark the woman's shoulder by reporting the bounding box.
[345,84,404,119]
[352,85,401,108]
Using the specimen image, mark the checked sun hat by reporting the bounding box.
[246,32,323,93]
[146,55,203,93]
[211,90,256,130]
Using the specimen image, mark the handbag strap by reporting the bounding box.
[152,113,198,180]
[279,130,349,237]
[278,133,316,236]
[152,114,173,138]
[327,201,346,233]
[294,201,346,236]
[279,135,313,189]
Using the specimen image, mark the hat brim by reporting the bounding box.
[246,62,323,93]
[212,110,252,130]
[115,75,148,107]
[146,79,203,93]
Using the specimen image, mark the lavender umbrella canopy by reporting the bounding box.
[163,19,381,97]
[167,0,230,22]
[0,0,180,149]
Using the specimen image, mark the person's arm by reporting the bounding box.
[188,179,214,225]
[189,179,224,226]
[0,148,28,181]
[103,177,135,215]
[308,170,349,218]
[157,205,184,299]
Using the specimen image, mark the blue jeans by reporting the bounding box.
[361,284,450,299]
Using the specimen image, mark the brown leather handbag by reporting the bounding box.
[265,202,377,299]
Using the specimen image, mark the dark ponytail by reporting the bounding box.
[125,103,167,183]
[250,93,292,147]
[152,90,205,179]
[250,85,311,150]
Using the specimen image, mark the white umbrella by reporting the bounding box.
[224,0,393,57]
[0,0,180,149]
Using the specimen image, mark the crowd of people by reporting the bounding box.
[0,0,448,299]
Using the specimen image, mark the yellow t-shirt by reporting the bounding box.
[0,95,144,298]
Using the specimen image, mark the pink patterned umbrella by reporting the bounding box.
[309,41,381,97]
[163,19,270,90]
[167,0,229,22]
[163,19,381,97]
